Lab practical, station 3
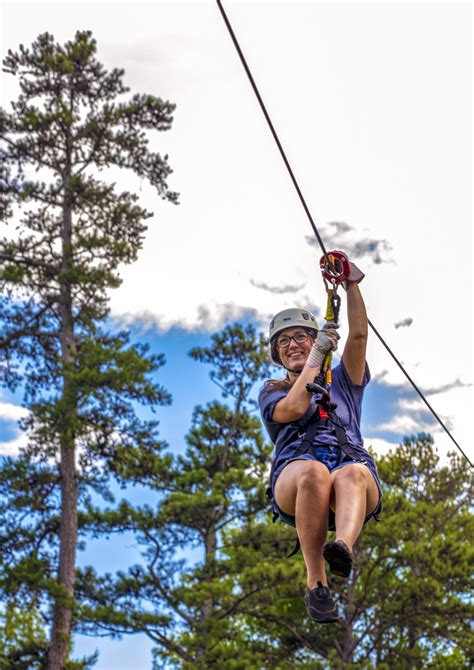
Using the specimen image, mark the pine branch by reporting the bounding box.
[144,530,197,628]
[0,251,60,276]
[216,584,270,621]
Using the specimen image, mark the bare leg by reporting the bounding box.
[329,464,380,550]
[274,460,332,588]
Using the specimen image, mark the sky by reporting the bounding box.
[0,0,472,667]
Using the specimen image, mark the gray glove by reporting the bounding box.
[306,324,339,368]
[319,322,340,352]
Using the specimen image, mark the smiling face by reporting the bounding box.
[276,327,315,372]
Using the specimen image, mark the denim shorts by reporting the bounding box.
[271,444,382,531]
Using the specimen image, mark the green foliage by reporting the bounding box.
[0,603,48,669]
[77,324,276,667]
[346,435,473,669]
[77,322,473,668]
[222,434,473,669]
[0,29,177,666]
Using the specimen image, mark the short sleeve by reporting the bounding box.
[258,383,318,427]
[258,385,287,425]
[338,359,370,390]
[331,360,370,430]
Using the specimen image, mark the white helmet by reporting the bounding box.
[269,307,319,366]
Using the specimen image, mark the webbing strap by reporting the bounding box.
[299,406,366,465]
[298,417,322,454]
[327,410,367,464]
[287,538,301,558]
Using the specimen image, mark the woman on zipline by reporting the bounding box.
[258,257,382,623]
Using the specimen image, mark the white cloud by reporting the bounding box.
[365,384,473,464]
[0,404,29,456]
[114,301,270,333]
[0,434,27,457]
[3,4,470,326]
[0,402,29,422]
[364,437,399,458]
[373,415,435,436]
[397,397,426,413]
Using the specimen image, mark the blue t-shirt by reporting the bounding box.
[258,360,370,460]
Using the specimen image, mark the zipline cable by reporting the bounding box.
[216,0,472,468]
[215,0,334,273]
[367,320,472,467]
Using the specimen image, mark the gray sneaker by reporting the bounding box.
[323,540,353,578]
[304,581,339,623]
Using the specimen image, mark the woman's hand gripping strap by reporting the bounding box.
[306,327,339,369]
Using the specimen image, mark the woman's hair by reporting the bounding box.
[263,376,294,394]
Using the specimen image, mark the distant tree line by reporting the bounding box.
[0,30,472,670]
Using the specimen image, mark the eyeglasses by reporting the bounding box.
[276,331,311,348]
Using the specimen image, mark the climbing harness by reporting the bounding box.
[216,0,471,468]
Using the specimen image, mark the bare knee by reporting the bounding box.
[274,460,330,515]
[333,465,367,490]
[297,461,331,492]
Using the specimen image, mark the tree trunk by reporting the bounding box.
[193,521,218,665]
[201,526,217,622]
[48,166,78,669]
[341,552,358,664]
[342,611,355,663]
[48,431,78,669]
[407,530,421,662]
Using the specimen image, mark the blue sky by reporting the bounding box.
[1,0,472,667]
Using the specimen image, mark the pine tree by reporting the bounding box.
[225,434,473,669]
[0,30,177,668]
[76,324,276,668]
